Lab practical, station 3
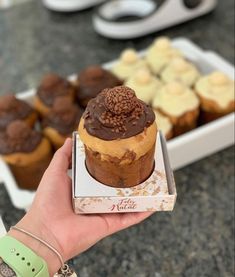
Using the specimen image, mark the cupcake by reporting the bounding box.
[0,94,37,132]
[111,49,148,81]
[76,65,122,108]
[43,97,83,149]
[152,82,200,136]
[78,86,157,188]
[161,57,200,87]
[125,69,162,105]
[34,73,75,117]
[195,71,235,123]
[146,37,182,75]
[0,120,52,190]
[154,111,173,140]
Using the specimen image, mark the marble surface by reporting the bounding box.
[0,0,234,276]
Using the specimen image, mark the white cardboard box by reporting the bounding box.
[0,38,234,210]
[72,132,176,214]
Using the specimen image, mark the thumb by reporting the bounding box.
[46,138,72,175]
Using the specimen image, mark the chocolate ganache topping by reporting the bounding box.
[77,66,122,102]
[0,94,33,132]
[0,120,42,155]
[83,86,155,140]
[43,97,83,135]
[37,73,74,107]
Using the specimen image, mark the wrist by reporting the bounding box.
[8,213,62,276]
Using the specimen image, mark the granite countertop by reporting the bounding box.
[0,0,234,276]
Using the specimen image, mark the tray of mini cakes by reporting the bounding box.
[0,37,234,211]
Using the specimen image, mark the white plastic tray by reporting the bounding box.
[0,37,234,210]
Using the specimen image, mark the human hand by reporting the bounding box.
[9,138,153,276]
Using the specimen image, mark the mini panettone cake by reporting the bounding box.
[195,71,235,122]
[43,97,83,149]
[111,49,148,81]
[0,120,52,190]
[146,37,183,75]
[76,65,122,108]
[34,73,75,117]
[0,94,37,132]
[78,86,157,188]
[125,69,162,105]
[161,57,200,87]
[153,82,200,136]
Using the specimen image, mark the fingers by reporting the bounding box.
[119,211,154,229]
[98,211,154,236]
[47,138,72,174]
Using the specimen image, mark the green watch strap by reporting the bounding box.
[0,235,49,277]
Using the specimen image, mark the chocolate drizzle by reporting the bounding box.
[0,94,33,132]
[43,97,83,135]
[83,86,155,140]
[0,120,42,155]
[37,73,74,107]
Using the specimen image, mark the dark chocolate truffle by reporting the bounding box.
[83,86,155,140]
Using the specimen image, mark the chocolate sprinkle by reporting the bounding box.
[83,86,155,140]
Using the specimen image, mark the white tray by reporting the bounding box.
[0,37,234,211]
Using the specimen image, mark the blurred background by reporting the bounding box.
[0,0,234,276]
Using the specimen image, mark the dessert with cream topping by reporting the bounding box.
[78,85,157,188]
[146,37,182,74]
[161,57,200,87]
[152,81,199,136]
[125,69,162,105]
[112,49,148,81]
[43,97,83,149]
[76,65,122,108]
[34,73,76,117]
[195,71,235,122]
[0,94,37,132]
[154,111,173,140]
[0,120,52,190]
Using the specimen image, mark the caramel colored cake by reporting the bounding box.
[77,65,122,108]
[43,97,83,149]
[0,120,52,190]
[0,94,37,132]
[152,82,200,136]
[112,49,148,81]
[78,86,157,188]
[195,71,235,123]
[125,69,162,105]
[34,73,75,117]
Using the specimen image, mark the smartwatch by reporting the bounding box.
[0,235,49,277]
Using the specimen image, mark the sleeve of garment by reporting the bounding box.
[0,257,17,277]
